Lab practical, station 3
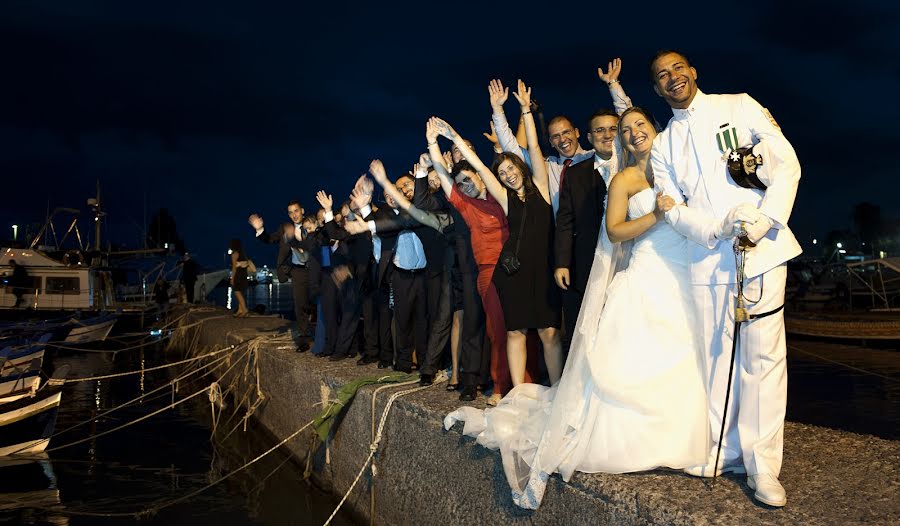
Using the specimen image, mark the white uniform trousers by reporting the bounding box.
[692,263,787,477]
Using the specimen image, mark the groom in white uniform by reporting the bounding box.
[649,50,801,507]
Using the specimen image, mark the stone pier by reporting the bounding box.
[172,306,899,525]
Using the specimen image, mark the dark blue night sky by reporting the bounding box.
[2,0,899,267]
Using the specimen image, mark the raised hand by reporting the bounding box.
[488,79,509,112]
[343,215,369,235]
[354,174,374,198]
[248,214,264,231]
[419,152,433,168]
[368,159,389,184]
[442,151,454,171]
[316,190,333,212]
[429,116,456,140]
[350,186,371,211]
[426,118,440,144]
[511,79,532,111]
[483,120,499,145]
[597,57,623,84]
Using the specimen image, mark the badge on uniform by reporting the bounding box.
[716,123,739,153]
[726,146,767,190]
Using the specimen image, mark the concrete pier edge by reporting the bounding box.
[173,306,899,525]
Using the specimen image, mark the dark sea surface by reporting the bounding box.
[0,316,357,525]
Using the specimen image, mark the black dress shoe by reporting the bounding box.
[296,342,310,353]
[419,374,433,387]
[317,352,332,359]
[377,361,392,369]
[459,385,477,402]
[329,353,350,362]
[357,356,379,366]
[393,365,412,374]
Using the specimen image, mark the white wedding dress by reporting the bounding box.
[444,188,709,509]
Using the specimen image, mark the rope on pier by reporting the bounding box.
[323,370,448,526]
[47,345,238,384]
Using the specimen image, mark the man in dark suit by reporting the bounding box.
[318,186,376,362]
[361,174,428,375]
[248,201,312,351]
[554,109,623,354]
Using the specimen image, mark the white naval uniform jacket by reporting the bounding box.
[651,90,802,284]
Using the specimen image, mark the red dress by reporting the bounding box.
[449,187,511,393]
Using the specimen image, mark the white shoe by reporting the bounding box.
[747,474,787,507]
[683,458,746,478]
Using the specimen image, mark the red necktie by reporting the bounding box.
[559,158,573,187]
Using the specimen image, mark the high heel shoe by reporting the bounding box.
[446,382,459,392]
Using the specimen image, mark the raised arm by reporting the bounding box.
[368,159,442,231]
[488,79,527,163]
[597,58,633,115]
[430,116,508,212]
[511,79,550,203]
[425,119,457,200]
[605,170,664,243]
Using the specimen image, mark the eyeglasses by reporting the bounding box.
[549,129,575,142]
[590,126,618,135]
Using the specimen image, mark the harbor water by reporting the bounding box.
[1,331,357,525]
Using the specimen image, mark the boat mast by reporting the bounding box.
[88,180,102,251]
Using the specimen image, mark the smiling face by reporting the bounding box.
[495,158,524,191]
[395,175,415,200]
[426,169,440,191]
[287,203,304,224]
[454,169,485,199]
[587,114,619,160]
[651,52,698,109]
[548,117,580,158]
[619,110,657,160]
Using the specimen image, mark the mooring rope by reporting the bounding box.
[323,371,447,526]
[48,345,238,385]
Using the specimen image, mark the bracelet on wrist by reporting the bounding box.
[607,79,620,86]
[521,110,532,115]
[427,141,437,147]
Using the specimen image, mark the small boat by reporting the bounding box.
[1,334,52,372]
[62,312,118,344]
[0,386,62,456]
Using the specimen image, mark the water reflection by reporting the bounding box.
[1,343,356,525]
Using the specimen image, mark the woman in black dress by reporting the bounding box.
[432,78,562,390]
[229,238,249,317]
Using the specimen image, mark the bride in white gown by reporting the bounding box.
[444,107,709,509]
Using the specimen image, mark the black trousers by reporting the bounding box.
[391,267,427,372]
[451,240,491,386]
[290,265,310,335]
[184,280,196,303]
[362,281,393,363]
[419,266,452,376]
[560,287,584,355]
[319,269,339,356]
[332,271,363,358]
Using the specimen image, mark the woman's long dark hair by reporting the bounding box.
[229,238,243,253]
[491,152,536,196]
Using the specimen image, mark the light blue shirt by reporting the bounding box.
[391,210,426,270]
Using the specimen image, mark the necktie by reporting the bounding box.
[559,158,573,188]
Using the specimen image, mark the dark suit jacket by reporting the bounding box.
[413,175,476,275]
[370,207,435,286]
[324,214,375,290]
[256,225,296,283]
[554,158,608,294]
